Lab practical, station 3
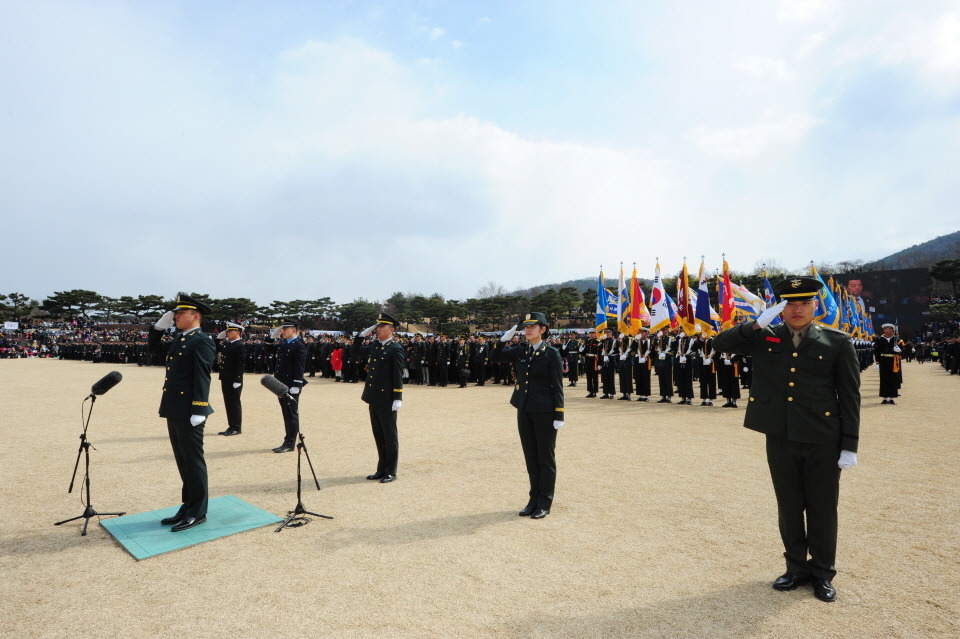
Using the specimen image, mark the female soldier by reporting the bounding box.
[498,313,565,519]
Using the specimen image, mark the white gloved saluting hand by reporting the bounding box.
[838,450,857,470]
[359,324,378,338]
[500,325,518,342]
[270,327,282,339]
[155,310,175,330]
[755,300,787,329]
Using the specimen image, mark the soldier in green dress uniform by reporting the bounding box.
[148,294,216,533]
[713,277,860,603]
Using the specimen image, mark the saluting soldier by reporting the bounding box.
[216,322,246,436]
[498,313,564,519]
[355,312,405,483]
[713,277,860,603]
[271,319,308,453]
[148,294,216,532]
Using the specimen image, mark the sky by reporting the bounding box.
[3,0,959,307]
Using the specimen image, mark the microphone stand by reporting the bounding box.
[276,395,332,531]
[55,395,125,536]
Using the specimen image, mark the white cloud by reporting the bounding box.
[736,56,797,83]
[687,112,821,160]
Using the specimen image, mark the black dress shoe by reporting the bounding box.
[218,430,230,435]
[160,514,184,526]
[586,393,596,398]
[530,508,550,519]
[811,577,837,602]
[273,445,294,453]
[772,572,810,591]
[171,515,206,532]
[379,474,396,483]
[888,400,896,405]
[366,472,385,480]
[518,505,536,517]
[222,429,240,436]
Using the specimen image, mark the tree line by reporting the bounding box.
[4,259,958,332]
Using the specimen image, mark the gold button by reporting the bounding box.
[749,397,755,402]
[768,348,772,351]
[792,353,798,358]
[789,382,795,387]
[790,367,796,372]
[819,355,823,359]
[825,411,831,416]
[787,397,793,401]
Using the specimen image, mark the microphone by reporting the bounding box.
[261,374,293,400]
[90,371,122,397]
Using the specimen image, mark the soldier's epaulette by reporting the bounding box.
[818,325,851,338]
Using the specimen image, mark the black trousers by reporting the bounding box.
[567,358,579,383]
[600,363,616,396]
[633,361,651,396]
[674,362,694,398]
[766,436,841,580]
[279,394,300,446]
[166,417,208,519]
[698,367,717,399]
[584,357,598,393]
[368,404,399,475]
[517,411,557,510]
[655,365,674,397]
[220,379,242,431]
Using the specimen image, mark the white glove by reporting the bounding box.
[603,356,609,362]
[189,415,206,427]
[756,300,787,329]
[723,359,731,365]
[232,382,241,389]
[270,327,282,339]
[216,330,227,339]
[360,324,377,337]
[638,357,646,363]
[553,421,564,430]
[155,310,175,330]
[578,345,585,353]
[743,366,749,372]
[500,325,518,342]
[392,400,402,411]
[619,353,627,360]
[289,386,300,395]
[658,353,666,360]
[893,346,901,353]
[702,357,712,365]
[838,450,857,470]
[679,356,687,363]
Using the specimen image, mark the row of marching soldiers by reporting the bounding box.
[564,326,751,407]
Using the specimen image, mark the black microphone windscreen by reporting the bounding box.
[91,371,123,396]
[260,374,290,398]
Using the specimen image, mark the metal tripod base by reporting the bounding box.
[275,500,332,531]
[55,505,125,536]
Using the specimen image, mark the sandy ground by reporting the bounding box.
[1,358,958,639]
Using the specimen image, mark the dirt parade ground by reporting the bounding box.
[1,358,957,639]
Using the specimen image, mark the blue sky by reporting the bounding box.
[3,1,958,306]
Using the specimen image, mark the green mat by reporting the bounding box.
[101,495,283,560]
